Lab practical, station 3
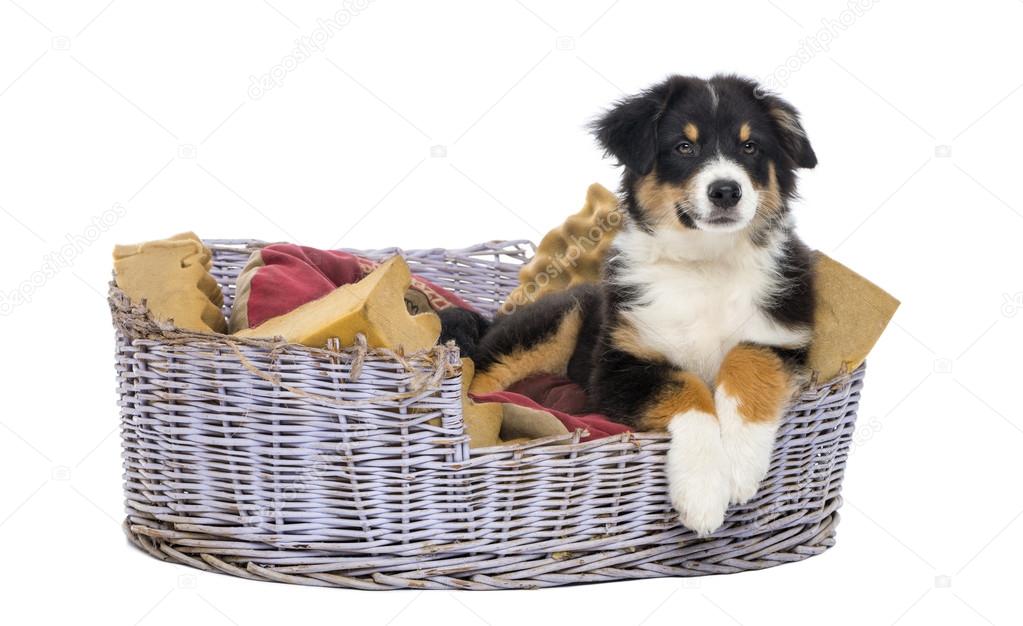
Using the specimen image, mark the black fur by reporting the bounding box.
[587,341,672,427]
[763,237,816,332]
[438,307,491,360]
[602,254,643,310]
[591,86,669,176]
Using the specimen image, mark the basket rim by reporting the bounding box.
[108,237,534,356]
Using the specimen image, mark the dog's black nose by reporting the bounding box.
[707,180,742,209]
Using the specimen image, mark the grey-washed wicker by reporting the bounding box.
[111,239,865,590]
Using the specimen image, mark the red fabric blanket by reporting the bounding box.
[473,374,633,442]
[239,243,475,329]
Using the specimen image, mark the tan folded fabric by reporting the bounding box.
[499,403,570,441]
[809,252,899,382]
[113,231,227,333]
[460,358,503,448]
[235,256,440,352]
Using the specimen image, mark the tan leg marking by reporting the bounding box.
[715,344,789,423]
[469,308,583,394]
[638,372,716,431]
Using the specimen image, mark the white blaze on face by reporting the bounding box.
[691,156,760,233]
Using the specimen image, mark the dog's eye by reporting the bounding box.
[742,141,758,155]
[676,142,697,157]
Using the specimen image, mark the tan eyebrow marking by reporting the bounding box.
[683,122,699,142]
[739,122,752,142]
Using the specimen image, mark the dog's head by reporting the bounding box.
[592,75,816,237]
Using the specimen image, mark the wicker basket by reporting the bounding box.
[111,239,865,590]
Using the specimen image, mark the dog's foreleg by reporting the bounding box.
[594,345,730,536]
[651,374,731,536]
[715,343,794,504]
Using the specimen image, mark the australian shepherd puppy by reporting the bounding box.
[466,74,818,536]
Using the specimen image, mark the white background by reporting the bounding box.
[1,0,1021,624]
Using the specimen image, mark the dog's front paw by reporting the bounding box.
[715,387,779,505]
[666,410,730,536]
[726,450,771,505]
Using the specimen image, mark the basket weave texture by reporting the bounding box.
[112,239,865,590]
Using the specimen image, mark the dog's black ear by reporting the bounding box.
[763,95,817,169]
[590,86,670,175]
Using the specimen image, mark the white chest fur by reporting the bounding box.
[613,228,810,385]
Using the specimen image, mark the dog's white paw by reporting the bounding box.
[666,410,730,536]
[715,386,779,505]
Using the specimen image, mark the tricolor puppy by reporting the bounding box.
[469,74,817,536]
